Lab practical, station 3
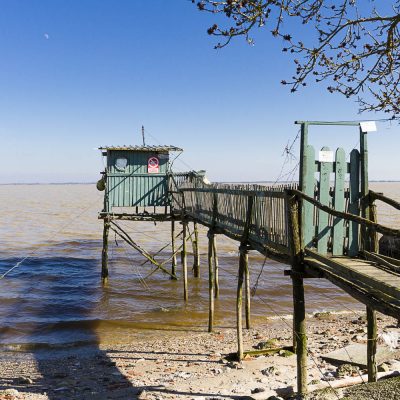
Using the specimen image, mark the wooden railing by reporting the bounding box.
[169,173,297,258]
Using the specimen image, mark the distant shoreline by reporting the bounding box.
[1,180,400,186]
[0,182,96,186]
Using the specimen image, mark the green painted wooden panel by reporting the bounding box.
[106,175,168,209]
[332,148,346,255]
[317,146,331,254]
[302,145,316,248]
[107,150,168,174]
[348,149,360,256]
[105,150,169,210]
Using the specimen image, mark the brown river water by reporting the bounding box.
[0,183,399,349]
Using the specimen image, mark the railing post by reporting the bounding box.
[207,229,215,332]
[368,193,378,253]
[242,195,254,330]
[286,191,307,397]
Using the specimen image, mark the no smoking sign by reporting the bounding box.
[147,156,159,173]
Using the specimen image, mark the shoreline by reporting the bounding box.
[0,312,399,400]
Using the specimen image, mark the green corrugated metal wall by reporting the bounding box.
[106,150,169,210]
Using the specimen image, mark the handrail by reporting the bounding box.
[369,190,400,211]
[179,187,287,197]
[289,189,400,238]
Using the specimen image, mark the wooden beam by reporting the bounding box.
[304,257,400,319]
[193,222,200,278]
[237,246,247,360]
[244,252,251,330]
[360,250,400,274]
[171,220,177,279]
[305,249,400,299]
[213,236,219,298]
[182,220,188,302]
[286,193,308,396]
[208,230,215,333]
[291,189,400,238]
[367,306,377,383]
[101,218,110,284]
[109,222,177,279]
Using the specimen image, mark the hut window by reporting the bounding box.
[115,157,128,171]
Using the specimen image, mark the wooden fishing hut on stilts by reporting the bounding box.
[98,144,194,285]
[97,121,400,398]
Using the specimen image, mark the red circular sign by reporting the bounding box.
[148,156,159,173]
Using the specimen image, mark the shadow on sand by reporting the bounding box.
[0,254,241,399]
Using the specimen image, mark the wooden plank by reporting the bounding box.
[317,147,332,254]
[348,149,360,256]
[304,257,400,317]
[302,145,316,248]
[306,250,400,299]
[333,148,346,255]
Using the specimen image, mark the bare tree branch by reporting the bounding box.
[194,0,400,117]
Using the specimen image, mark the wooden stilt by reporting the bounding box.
[237,245,246,360]
[208,230,215,332]
[193,222,200,277]
[367,306,377,382]
[171,220,177,279]
[182,220,188,301]
[244,252,251,329]
[101,218,110,283]
[293,275,307,395]
[286,192,307,396]
[212,235,219,298]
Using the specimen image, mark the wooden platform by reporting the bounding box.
[304,249,400,320]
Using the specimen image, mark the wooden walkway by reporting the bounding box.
[168,167,400,394]
[99,121,400,396]
[170,173,400,319]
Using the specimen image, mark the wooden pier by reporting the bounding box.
[99,121,400,396]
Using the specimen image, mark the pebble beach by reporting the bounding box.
[1,312,399,400]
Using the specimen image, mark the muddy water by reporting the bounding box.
[0,183,399,348]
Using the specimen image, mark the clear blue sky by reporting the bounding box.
[0,0,398,183]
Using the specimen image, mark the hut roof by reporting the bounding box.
[99,145,183,152]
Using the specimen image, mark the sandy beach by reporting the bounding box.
[0,312,399,400]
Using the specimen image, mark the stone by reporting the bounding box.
[251,388,265,394]
[378,363,390,372]
[322,343,400,368]
[255,339,279,350]
[15,376,33,385]
[261,366,276,376]
[2,389,20,397]
[313,312,333,320]
[278,349,295,357]
[337,363,360,377]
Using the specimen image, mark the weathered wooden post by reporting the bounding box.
[243,195,254,330]
[367,306,377,382]
[171,219,177,279]
[212,235,219,298]
[287,191,307,396]
[237,245,247,360]
[193,222,200,277]
[207,229,215,332]
[101,218,110,284]
[182,219,188,301]
[244,256,251,330]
